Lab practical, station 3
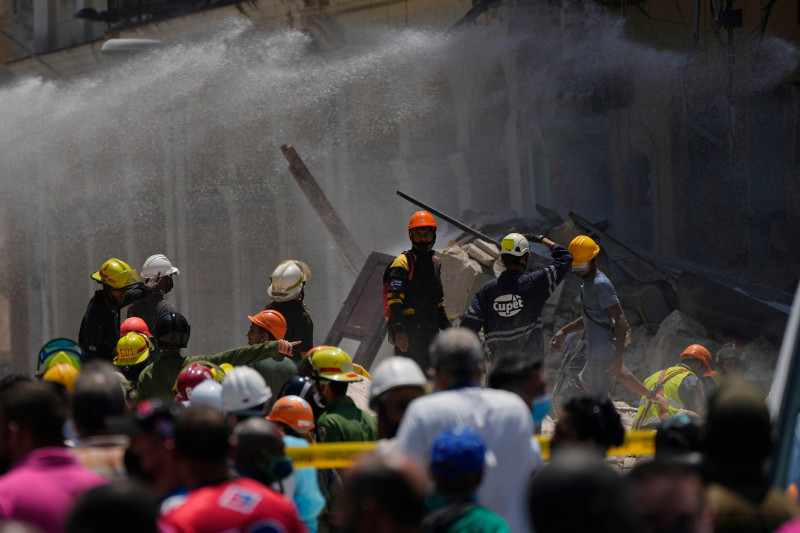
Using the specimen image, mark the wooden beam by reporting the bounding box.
[281,144,364,276]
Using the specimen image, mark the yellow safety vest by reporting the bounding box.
[634,365,695,430]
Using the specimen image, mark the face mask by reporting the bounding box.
[268,455,294,481]
[531,394,552,426]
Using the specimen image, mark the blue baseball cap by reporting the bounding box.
[430,426,486,477]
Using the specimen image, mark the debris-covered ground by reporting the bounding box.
[434,214,787,425]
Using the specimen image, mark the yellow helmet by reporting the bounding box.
[568,235,600,268]
[114,332,151,367]
[308,346,363,382]
[39,351,81,377]
[42,362,80,393]
[91,258,142,290]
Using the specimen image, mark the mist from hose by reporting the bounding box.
[0,5,795,367]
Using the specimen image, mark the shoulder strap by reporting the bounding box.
[405,250,415,280]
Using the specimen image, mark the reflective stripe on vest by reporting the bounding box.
[633,366,693,429]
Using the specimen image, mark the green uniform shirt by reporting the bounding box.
[252,356,297,411]
[317,395,377,443]
[424,494,511,533]
[136,341,284,401]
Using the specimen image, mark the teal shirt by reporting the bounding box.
[425,493,511,533]
[136,341,284,401]
[317,395,377,443]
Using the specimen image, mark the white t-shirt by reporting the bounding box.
[394,386,537,533]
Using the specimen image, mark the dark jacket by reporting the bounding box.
[126,293,175,335]
[461,244,572,360]
[386,249,451,335]
[265,299,314,360]
[79,285,152,363]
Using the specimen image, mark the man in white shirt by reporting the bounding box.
[394,329,536,533]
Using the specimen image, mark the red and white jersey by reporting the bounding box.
[160,477,306,533]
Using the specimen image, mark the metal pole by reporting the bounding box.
[396,190,501,246]
[281,145,363,276]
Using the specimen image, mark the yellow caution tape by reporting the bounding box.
[536,430,656,460]
[287,442,377,469]
[286,431,657,468]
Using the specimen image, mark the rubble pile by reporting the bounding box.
[437,216,787,413]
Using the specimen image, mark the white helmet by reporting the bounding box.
[368,356,428,409]
[267,260,311,302]
[500,233,530,257]
[222,367,272,415]
[190,380,224,411]
[141,254,180,279]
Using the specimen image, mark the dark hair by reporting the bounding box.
[174,406,230,462]
[72,361,126,434]
[563,396,625,450]
[346,461,425,528]
[327,380,349,397]
[0,374,32,394]
[488,353,542,390]
[1,382,65,445]
[529,449,638,533]
[500,254,526,268]
[67,481,157,533]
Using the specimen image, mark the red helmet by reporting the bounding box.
[174,362,215,402]
[247,310,287,340]
[681,344,713,376]
[408,211,437,231]
[120,317,151,337]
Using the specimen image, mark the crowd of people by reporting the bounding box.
[0,212,796,533]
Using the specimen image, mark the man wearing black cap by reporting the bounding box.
[394,329,535,533]
[424,426,509,532]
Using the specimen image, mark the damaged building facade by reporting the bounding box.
[0,0,797,376]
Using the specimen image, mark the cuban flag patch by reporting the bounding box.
[218,484,262,514]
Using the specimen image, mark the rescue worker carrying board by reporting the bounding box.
[384,211,451,370]
[633,344,710,430]
[460,233,572,364]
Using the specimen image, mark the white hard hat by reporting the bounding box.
[190,380,224,411]
[267,260,311,302]
[221,367,272,415]
[500,233,530,257]
[141,254,180,279]
[368,356,428,409]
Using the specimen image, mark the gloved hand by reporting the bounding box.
[526,233,545,244]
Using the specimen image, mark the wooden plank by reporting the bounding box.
[324,251,395,369]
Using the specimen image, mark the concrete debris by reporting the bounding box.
[436,247,494,323]
[436,211,788,420]
[467,243,496,267]
[346,376,374,416]
[472,239,500,259]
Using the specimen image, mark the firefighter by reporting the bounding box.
[385,211,451,370]
[633,344,709,430]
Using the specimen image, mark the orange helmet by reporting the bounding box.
[248,310,287,340]
[408,211,437,231]
[267,395,315,433]
[681,344,713,376]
